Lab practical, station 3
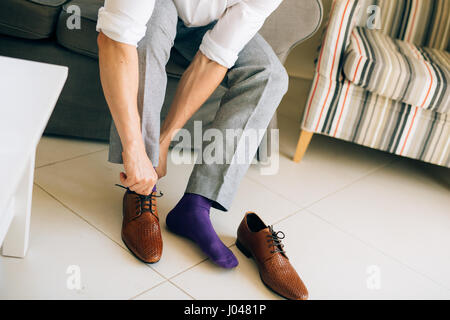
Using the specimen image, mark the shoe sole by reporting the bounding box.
[235,239,306,301]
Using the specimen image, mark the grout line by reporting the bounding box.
[128,280,170,300]
[244,173,302,210]
[33,137,450,299]
[304,208,450,293]
[245,156,397,215]
[34,183,170,281]
[34,144,432,297]
[261,155,450,293]
[130,278,196,301]
[301,158,398,210]
[34,181,218,298]
[34,179,241,297]
[266,207,309,228]
[167,280,197,300]
[166,257,210,281]
[35,147,108,169]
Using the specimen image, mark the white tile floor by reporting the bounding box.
[1,114,449,300]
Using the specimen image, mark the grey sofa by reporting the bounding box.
[0,0,323,148]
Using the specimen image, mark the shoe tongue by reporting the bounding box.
[261,225,274,234]
[262,226,271,234]
[142,199,151,210]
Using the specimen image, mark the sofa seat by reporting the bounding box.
[0,0,67,39]
[343,27,450,115]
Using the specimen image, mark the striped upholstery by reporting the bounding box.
[355,0,450,49]
[302,0,450,167]
[305,77,450,166]
[426,0,450,51]
[343,27,450,113]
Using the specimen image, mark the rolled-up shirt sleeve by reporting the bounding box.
[199,0,283,68]
[96,0,155,46]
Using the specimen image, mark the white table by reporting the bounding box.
[0,56,67,258]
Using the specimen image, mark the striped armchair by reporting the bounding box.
[294,0,450,168]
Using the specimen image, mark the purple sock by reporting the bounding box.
[166,193,238,269]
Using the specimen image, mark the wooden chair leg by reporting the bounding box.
[293,130,313,163]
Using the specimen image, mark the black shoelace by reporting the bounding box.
[266,226,286,254]
[116,184,163,218]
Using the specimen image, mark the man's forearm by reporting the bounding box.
[97,32,157,194]
[97,32,144,151]
[160,51,228,147]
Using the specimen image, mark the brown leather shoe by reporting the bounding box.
[120,186,163,263]
[236,212,308,300]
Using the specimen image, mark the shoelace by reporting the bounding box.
[266,226,286,254]
[116,184,163,218]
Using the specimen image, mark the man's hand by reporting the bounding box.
[120,144,158,195]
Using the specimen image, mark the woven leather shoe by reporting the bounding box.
[236,212,308,300]
[118,185,163,263]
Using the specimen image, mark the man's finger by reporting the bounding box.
[123,176,138,188]
[119,172,127,185]
[131,181,153,196]
[121,172,135,187]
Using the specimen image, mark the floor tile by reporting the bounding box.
[172,246,282,300]
[134,281,192,300]
[36,135,107,168]
[173,211,450,300]
[18,124,448,300]
[277,211,450,299]
[247,115,395,208]
[308,159,450,289]
[34,150,300,278]
[154,175,300,279]
[0,186,163,299]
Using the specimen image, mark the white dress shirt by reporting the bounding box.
[96,0,283,68]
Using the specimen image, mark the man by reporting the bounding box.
[97,0,288,268]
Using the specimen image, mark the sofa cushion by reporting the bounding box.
[343,27,449,114]
[56,0,187,77]
[56,0,102,58]
[0,0,67,39]
[31,0,69,6]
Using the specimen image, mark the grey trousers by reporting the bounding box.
[109,0,288,211]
